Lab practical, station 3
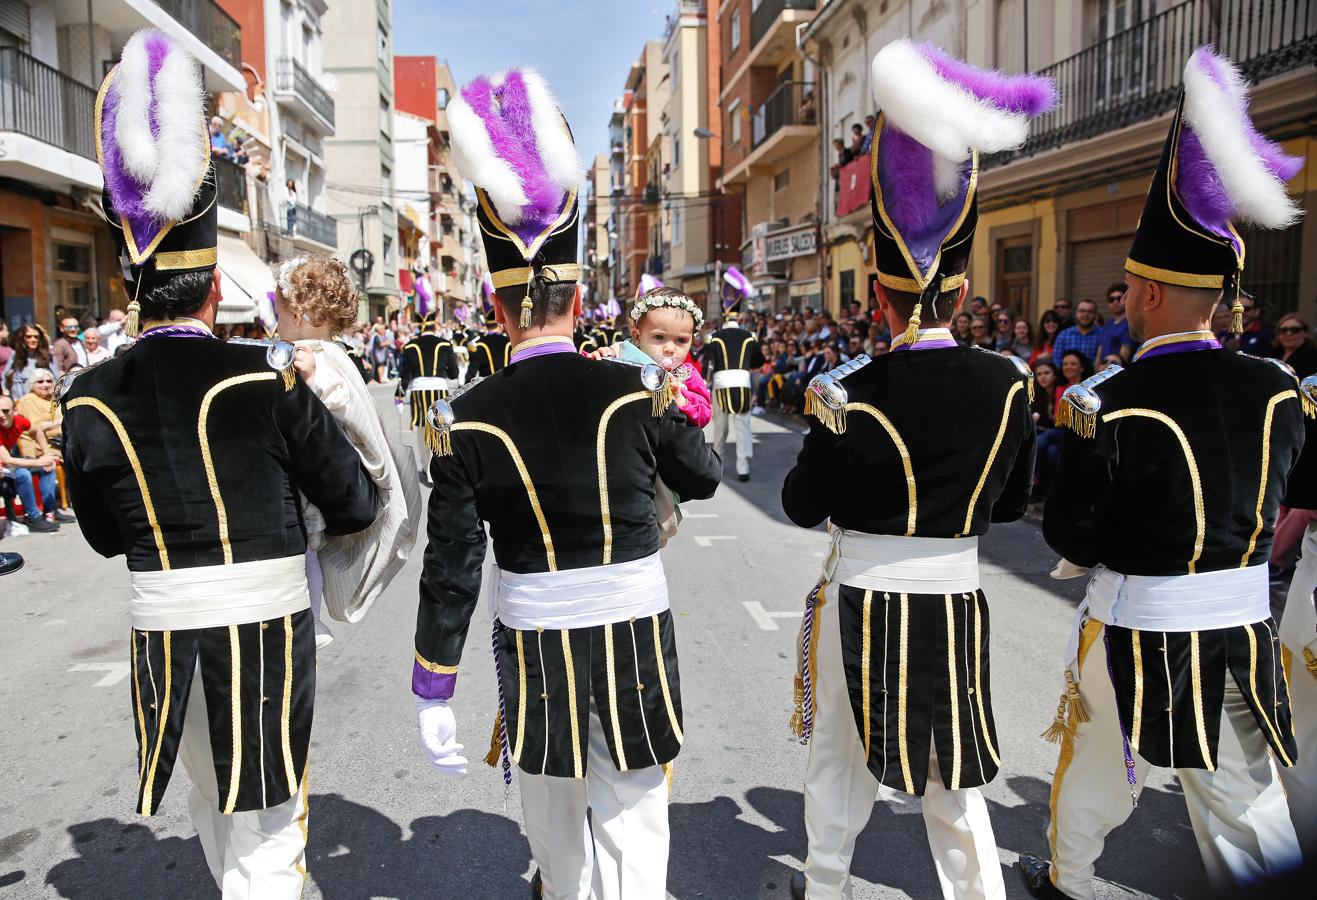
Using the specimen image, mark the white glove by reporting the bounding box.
[416,698,467,776]
[1050,558,1090,580]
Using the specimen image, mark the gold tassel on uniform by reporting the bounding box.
[281,364,297,392]
[804,389,846,435]
[1306,647,1317,677]
[484,710,504,768]
[1301,391,1317,420]
[519,297,533,329]
[651,378,679,417]
[1231,298,1244,334]
[1055,400,1096,439]
[425,422,452,457]
[1025,373,1035,405]
[901,301,922,346]
[124,299,141,339]
[1064,669,1090,725]
[1041,690,1071,743]
[789,671,806,738]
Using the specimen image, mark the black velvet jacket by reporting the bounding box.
[465,332,511,382]
[783,346,1035,536]
[416,351,723,674]
[1044,350,1305,576]
[61,337,377,572]
[701,325,764,414]
[400,333,459,388]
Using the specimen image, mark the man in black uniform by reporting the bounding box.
[464,296,511,383]
[416,68,721,899]
[399,312,459,485]
[782,39,1051,900]
[701,265,763,482]
[1019,47,1306,899]
[59,30,376,898]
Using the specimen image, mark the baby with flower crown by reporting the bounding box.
[590,286,713,542]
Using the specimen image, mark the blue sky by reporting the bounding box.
[392,0,671,166]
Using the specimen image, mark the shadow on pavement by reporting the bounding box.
[667,776,1204,899]
[45,793,531,899]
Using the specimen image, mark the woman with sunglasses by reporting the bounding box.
[1,324,59,401]
[15,368,62,458]
[969,314,994,349]
[1272,314,1317,378]
[991,309,1015,351]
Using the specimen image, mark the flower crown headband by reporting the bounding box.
[629,292,704,331]
[276,255,309,296]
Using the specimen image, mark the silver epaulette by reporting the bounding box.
[1056,364,1124,438]
[803,354,872,434]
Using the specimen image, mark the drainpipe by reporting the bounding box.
[798,20,828,314]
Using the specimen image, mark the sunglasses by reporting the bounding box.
[971,324,987,330]
[1278,325,1306,335]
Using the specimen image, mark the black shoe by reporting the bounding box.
[1017,853,1070,898]
[529,869,542,898]
[0,552,23,576]
[737,473,750,482]
[51,510,76,523]
[25,517,58,534]
[789,871,806,900]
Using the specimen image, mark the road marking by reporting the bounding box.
[69,662,130,687]
[743,601,802,631]
[693,535,738,548]
[683,512,718,519]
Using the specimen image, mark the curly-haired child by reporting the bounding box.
[273,255,420,646]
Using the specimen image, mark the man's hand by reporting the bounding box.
[587,344,622,360]
[293,346,316,384]
[33,455,56,469]
[416,698,467,776]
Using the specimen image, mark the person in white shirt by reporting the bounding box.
[83,327,111,364]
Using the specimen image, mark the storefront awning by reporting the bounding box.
[215,232,274,324]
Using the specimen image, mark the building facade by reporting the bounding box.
[323,0,396,320]
[718,0,823,312]
[614,41,667,301]
[0,0,246,331]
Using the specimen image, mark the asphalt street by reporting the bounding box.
[0,384,1210,899]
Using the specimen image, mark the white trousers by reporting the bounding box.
[176,664,309,900]
[711,405,752,475]
[1048,622,1300,899]
[1279,543,1317,857]
[802,586,1005,900]
[518,699,670,900]
[407,423,430,475]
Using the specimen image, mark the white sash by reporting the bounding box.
[407,376,453,393]
[821,529,980,595]
[712,369,751,390]
[1065,563,1271,676]
[488,552,669,631]
[131,555,310,631]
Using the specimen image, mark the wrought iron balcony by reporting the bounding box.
[284,203,338,249]
[212,155,247,215]
[275,57,335,130]
[984,0,1316,169]
[0,48,96,160]
[154,0,242,71]
[751,0,817,48]
[752,81,818,149]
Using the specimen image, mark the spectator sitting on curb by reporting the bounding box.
[0,394,65,534]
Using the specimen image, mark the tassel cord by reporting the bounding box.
[487,620,513,785]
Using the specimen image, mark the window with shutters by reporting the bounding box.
[0,0,30,49]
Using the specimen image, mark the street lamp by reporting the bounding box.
[692,127,718,140]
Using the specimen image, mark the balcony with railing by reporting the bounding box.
[284,203,338,249]
[0,48,97,162]
[663,1,707,43]
[213,155,248,216]
[752,81,817,148]
[274,57,335,133]
[753,0,811,54]
[984,0,1316,170]
[154,0,242,72]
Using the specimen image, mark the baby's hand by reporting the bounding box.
[673,390,688,408]
[293,346,317,383]
[587,345,622,360]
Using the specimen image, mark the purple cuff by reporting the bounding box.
[412,661,457,701]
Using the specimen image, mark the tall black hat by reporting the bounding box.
[447,69,582,329]
[1125,47,1303,330]
[867,40,1055,344]
[95,29,216,336]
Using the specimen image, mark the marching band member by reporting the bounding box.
[782,40,1052,900]
[414,67,721,899]
[1020,47,1306,899]
[60,31,376,897]
[399,312,459,486]
[702,266,763,482]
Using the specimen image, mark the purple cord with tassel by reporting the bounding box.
[1103,627,1139,806]
[799,579,825,745]
[491,620,513,785]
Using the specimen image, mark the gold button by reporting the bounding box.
[635,683,644,691]
[149,702,157,710]
[630,617,637,624]
[536,627,544,634]
[540,692,548,700]
[262,696,270,704]
[967,688,975,695]
[260,622,270,630]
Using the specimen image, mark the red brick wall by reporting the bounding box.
[394,56,437,122]
[215,0,265,80]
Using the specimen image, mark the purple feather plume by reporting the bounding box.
[101,31,174,250]
[919,43,1058,115]
[876,125,958,240]
[461,72,567,244]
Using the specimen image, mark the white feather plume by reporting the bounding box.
[142,45,207,221]
[870,39,1030,196]
[1181,50,1301,229]
[114,32,158,181]
[447,90,530,226]
[520,68,584,192]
